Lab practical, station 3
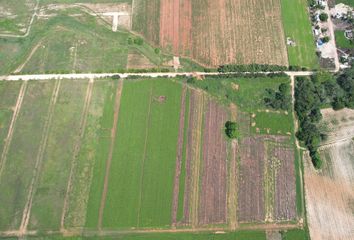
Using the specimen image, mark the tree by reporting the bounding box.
[225,121,238,139]
[319,12,328,22]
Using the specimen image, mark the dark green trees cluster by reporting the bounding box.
[295,77,324,169]
[295,69,354,169]
[264,83,292,110]
[225,121,238,139]
[218,64,287,73]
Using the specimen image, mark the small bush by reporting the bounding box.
[225,121,238,139]
[319,13,328,22]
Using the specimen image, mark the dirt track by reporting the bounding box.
[198,100,228,225]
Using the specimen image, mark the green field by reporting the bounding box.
[28,79,88,231]
[102,79,182,228]
[0,81,54,230]
[0,77,305,238]
[335,31,354,49]
[281,0,318,68]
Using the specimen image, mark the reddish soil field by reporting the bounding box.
[171,86,187,226]
[238,137,265,222]
[273,144,296,221]
[178,90,203,225]
[198,100,228,225]
[155,0,287,66]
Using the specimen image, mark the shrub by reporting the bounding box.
[319,12,328,22]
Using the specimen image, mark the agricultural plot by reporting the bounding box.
[134,0,288,67]
[281,0,318,68]
[0,76,300,238]
[237,136,296,223]
[305,141,354,240]
[0,81,54,231]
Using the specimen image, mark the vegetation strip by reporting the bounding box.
[0,82,27,180]
[97,80,124,229]
[171,85,187,227]
[19,79,61,235]
[136,86,154,228]
[60,78,95,231]
[228,104,238,230]
[189,91,204,228]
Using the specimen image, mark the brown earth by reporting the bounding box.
[142,0,288,66]
[179,90,204,226]
[238,136,265,222]
[198,99,228,225]
[305,141,354,240]
[272,141,296,221]
[126,50,156,70]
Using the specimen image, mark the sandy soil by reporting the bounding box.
[305,140,354,240]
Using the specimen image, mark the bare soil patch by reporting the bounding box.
[198,99,228,225]
[305,140,354,240]
[127,50,156,70]
[238,136,266,222]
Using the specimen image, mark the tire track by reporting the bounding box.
[19,79,61,235]
[171,85,187,227]
[0,81,27,181]
[97,80,124,229]
[61,78,94,232]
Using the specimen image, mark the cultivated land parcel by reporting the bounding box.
[0,76,306,239]
[0,0,318,76]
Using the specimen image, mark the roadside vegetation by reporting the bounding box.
[295,69,354,169]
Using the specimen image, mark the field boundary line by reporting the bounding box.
[19,79,61,235]
[190,91,204,228]
[171,85,187,227]
[228,103,238,230]
[14,41,42,74]
[60,78,94,232]
[97,80,124,229]
[136,86,154,228]
[0,81,27,181]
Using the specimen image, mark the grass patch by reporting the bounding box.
[336,0,354,7]
[281,0,318,68]
[281,228,310,240]
[251,112,294,135]
[335,30,354,49]
[187,76,290,112]
[28,79,88,231]
[0,81,54,231]
[0,10,166,75]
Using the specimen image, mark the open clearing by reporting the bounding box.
[280,0,318,68]
[0,76,301,238]
[133,0,288,67]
